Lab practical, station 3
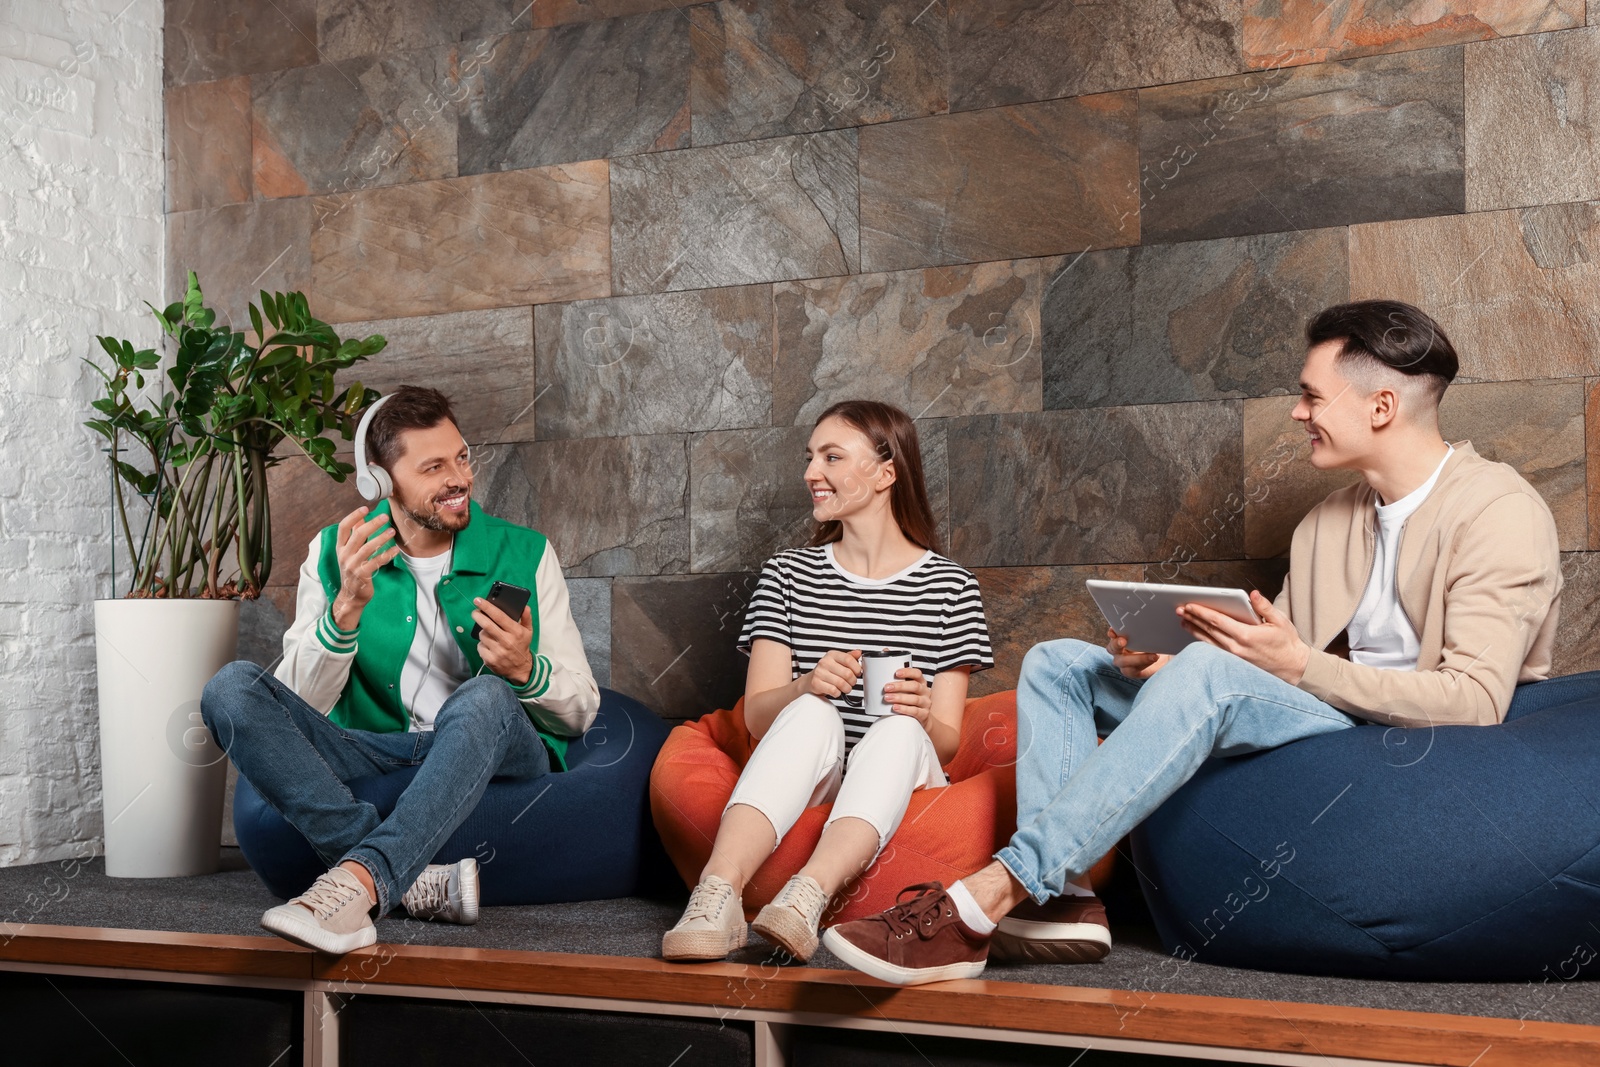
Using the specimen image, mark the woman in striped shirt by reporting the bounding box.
[662,400,994,963]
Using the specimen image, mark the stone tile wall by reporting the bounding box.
[168,0,1600,726]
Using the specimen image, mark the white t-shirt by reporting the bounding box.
[397,543,470,731]
[1346,446,1454,671]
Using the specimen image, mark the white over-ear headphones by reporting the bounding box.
[353,394,393,501]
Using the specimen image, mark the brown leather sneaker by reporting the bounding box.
[820,882,990,986]
[991,893,1111,964]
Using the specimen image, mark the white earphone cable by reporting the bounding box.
[405,534,455,730]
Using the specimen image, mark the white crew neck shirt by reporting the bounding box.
[1346,446,1454,671]
[397,542,470,731]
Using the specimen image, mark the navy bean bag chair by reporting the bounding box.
[234,688,675,905]
[1132,671,1600,979]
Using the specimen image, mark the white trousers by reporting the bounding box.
[725,693,948,854]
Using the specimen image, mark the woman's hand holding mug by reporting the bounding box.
[803,649,863,699]
[882,666,932,725]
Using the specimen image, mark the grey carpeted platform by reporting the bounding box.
[3,848,1595,1028]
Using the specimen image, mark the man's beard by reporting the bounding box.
[397,487,472,532]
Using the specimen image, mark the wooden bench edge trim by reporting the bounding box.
[0,921,311,979]
[4,923,1596,1066]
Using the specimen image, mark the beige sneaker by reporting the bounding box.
[260,866,377,955]
[752,874,830,961]
[662,874,746,961]
[401,859,479,924]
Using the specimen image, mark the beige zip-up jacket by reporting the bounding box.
[1273,441,1561,728]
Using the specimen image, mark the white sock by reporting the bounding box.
[1060,880,1096,898]
[946,880,997,935]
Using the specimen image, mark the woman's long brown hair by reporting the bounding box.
[807,400,941,554]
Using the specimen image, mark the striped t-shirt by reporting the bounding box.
[737,543,994,752]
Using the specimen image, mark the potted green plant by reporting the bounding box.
[85,271,385,876]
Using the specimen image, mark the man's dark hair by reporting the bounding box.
[367,385,461,469]
[1305,300,1459,406]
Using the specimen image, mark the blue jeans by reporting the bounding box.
[995,639,1359,903]
[200,660,551,917]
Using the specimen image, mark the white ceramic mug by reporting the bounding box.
[862,649,913,717]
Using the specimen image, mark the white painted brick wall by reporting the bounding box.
[0,0,163,868]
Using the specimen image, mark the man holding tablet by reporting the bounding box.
[823,300,1563,986]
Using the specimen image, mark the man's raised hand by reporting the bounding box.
[331,506,401,629]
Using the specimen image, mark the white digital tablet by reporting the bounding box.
[1085,580,1260,656]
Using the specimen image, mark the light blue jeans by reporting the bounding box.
[995,639,1360,903]
[201,660,551,917]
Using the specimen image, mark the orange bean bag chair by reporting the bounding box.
[649,690,1113,924]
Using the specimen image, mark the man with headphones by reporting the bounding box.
[201,385,600,954]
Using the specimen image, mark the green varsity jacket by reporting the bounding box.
[273,497,599,769]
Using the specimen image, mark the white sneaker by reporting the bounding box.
[662,874,746,961]
[401,859,480,924]
[752,874,830,961]
[260,866,377,955]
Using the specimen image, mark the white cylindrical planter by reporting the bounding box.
[93,598,240,877]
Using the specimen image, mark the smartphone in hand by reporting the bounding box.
[472,581,531,640]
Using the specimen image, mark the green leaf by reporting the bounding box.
[249,302,263,342]
[183,271,204,323]
[144,300,181,338]
[202,329,233,360]
[304,322,337,349]
[258,346,298,369]
[114,460,160,497]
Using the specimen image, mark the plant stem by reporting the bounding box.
[108,433,136,596]
[173,450,213,596]
[248,443,269,592]
[208,452,229,596]
[232,441,250,594]
[163,440,212,597]
[134,433,168,595]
